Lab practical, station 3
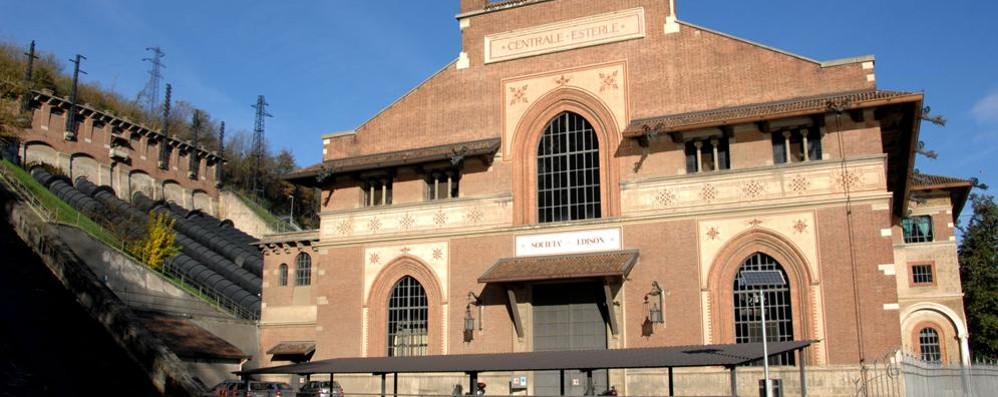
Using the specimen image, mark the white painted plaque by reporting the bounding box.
[516,227,621,257]
[485,8,646,64]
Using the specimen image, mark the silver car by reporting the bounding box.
[298,380,343,397]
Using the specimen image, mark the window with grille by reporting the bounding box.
[684,137,730,173]
[537,112,601,223]
[387,276,428,357]
[278,264,288,287]
[919,327,942,363]
[902,216,933,243]
[773,127,822,164]
[295,253,311,286]
[733,253,795,365]
[911,264,934,285]
[426,169,459,200]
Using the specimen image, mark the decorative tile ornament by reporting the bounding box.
[398,213,415,231]
[509,85,529,105]
[789,174,810,195]
[599,70,619,92]
[432,248,444,262]
[741,180,765,199]
[655,189,677,207]
[367,217,382,233]
[336,218,354,235]
[369,252,380,265]
[433,209,448,226]
[748,218,763,228]
[554,75,572,86]
[706,227,721,240]
[399,246,412,254]
[699,183,718,203]
[836,169,861,191]
[793,219,808,234]
[465,207,484,224]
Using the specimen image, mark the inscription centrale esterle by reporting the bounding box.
[485,8,645,63]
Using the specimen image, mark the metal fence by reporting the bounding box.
[859,348,998,397]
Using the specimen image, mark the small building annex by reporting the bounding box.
[254,0,972,395]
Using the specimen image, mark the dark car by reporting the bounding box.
[298,380,343,397]
[205,380,295,397]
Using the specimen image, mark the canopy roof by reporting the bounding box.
[239,341,812,375]
[478,249,639,284]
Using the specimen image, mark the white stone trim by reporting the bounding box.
[862,61,875,70]
[457,52,470,70]
[883,303,899,310]
[881,228,892,237]
[878,264,896,276]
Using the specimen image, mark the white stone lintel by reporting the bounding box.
[883,303,900,310]
[877,264,896,276]
[880,228,892,237]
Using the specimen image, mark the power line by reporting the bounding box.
[65,54,87,141]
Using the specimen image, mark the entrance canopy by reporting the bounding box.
[238,341,812,375]
[477,249,639,284]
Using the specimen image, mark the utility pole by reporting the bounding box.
[136,47,166,115]
[251,95,272,194]
[21,40,38,112]
[188,110,201,179]
[65,54,87,141]
[158,84,172,169]
[215,121,225,188]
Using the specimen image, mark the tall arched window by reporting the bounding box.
[295,253,311,286]
[537,112,601,223]
[919,327,942,363]
[387,276,428,357]
[278,264,288,287]
[733,253,795,365]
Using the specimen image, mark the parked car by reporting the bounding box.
[298,380,344,397]
[204,380,295,397]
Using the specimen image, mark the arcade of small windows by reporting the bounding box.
[295,253,311,287]
[537,112,601,223]
[773,127,822,164]
[918,327,942,363]
[278,264,288,287]
[387,276,428,357]
[733,252,795,366]
[685,137,730,174]
[902,215,934,244]
[362,177,393,207]
[426,169,459,200]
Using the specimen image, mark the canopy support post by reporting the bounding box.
[394,372,398,397]
[470,371,480,395]
[585,369,594,396]
[506,287,524,338]
[380,373,386,397]
[668,367,675,396]
[603,281,619,336]
[560,370,566,396]
[729,366,737,397]
[799,348,807,397]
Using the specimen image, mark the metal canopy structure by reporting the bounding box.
[239,341,813,397]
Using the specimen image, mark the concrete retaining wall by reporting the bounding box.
[218,190,280,238]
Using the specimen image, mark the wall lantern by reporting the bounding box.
[645,281,664,324]
[464,292,483,334]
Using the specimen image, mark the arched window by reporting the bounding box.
[278,264,288,287]
[733,253,795,365]
[537,112,601,223]
[387,276,428,357]
[919,327,942,363]
[295,253,311,286]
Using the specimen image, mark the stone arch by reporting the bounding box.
[901,302,969,364]
[70,153,100,184]
[191,189,213,215]
[365,255,444,357]
[707,227,816,351]
[22,141,59,170]
[161,180,185,208]
[129,170,156,201]
[511,87,622,224]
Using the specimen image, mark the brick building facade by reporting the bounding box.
[256,1,971,395]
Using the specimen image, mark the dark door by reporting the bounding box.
[533,282,608,396]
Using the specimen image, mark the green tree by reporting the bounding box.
[959,193,998,358]
[133,212,181,270]
[0,44,29,139]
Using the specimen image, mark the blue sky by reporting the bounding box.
[1,0,996,222]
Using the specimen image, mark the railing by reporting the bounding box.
[0,161,258,321]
